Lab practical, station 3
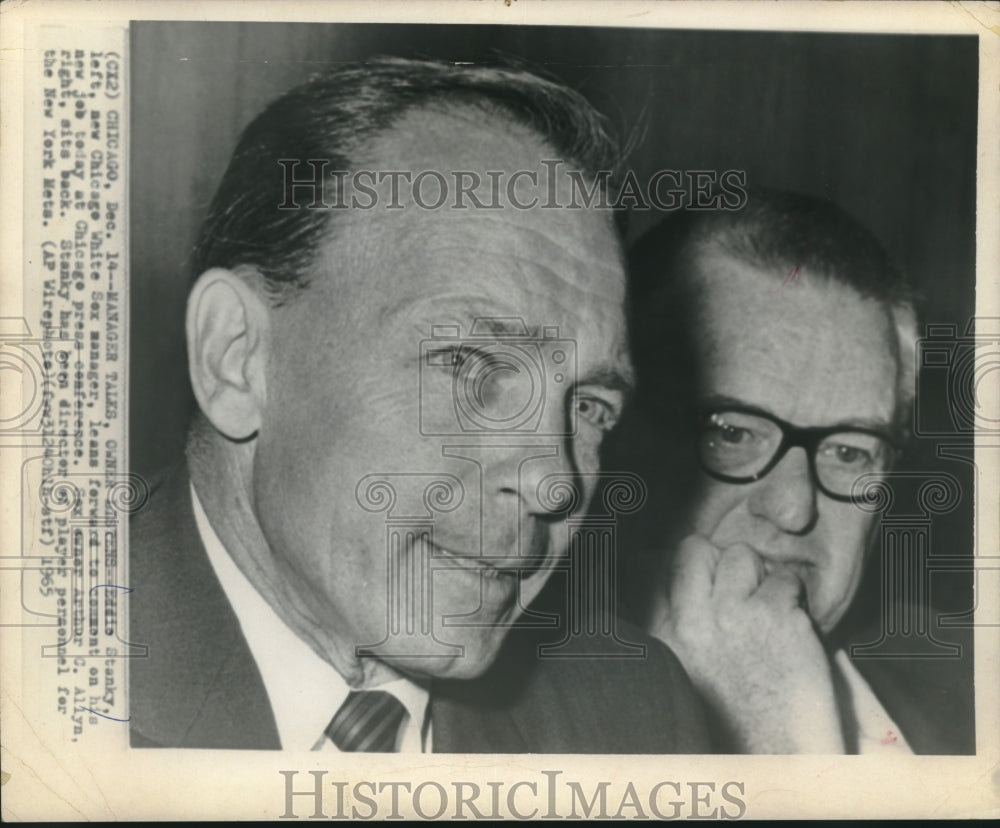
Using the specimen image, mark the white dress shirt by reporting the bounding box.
[832,649,912,755]
[191,484,431,752]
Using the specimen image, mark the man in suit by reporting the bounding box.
[626,190,975,754]
[129,58,708,752]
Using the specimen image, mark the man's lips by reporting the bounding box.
[414,533,550,577]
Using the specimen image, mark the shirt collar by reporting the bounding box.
[190,483,430,751]
[833,649,912,754]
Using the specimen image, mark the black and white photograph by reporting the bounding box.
[1,0,997,820]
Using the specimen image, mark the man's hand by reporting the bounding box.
[651,534,845,754]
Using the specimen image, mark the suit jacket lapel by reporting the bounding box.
[129,464,280,749]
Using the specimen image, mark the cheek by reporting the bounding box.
[812,508,875,602]
[253,434,335,572]
[571,429,602,477]
[690,478,747,536]
[822,507,874,570]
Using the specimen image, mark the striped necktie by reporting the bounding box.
[325,690,408,752]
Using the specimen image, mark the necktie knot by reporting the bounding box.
[325,690,407,752]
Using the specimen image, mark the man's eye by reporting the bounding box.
[704,413,767,450]
[426,346,465,371]
[426,345,496,374]
[718,424,750,444]
[705,423,756,449]
[574,394,619,431]
[825,443,873,466]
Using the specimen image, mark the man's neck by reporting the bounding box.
[185,426,402,688]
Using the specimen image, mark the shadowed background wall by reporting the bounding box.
[130,22,978,619]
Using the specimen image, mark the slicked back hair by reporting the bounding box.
[191,57,622,302]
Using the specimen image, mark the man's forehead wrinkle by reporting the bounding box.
[701,393,893,431]
[352,224,624,327]
[400,213,624,295]
[376,293,501,333]
[696,255,899,427]
[461,251,623,309]
[372,182,614,246]
[421,229,621,277]
[324,204,620,297]
[699,250,896,332]
[380,293,591,337]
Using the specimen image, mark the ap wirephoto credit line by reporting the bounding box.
[1,1,998,821]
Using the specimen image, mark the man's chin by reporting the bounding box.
[376,634,509,681]
[358,561,557,681]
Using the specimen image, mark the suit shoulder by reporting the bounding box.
[433,620,709,753]
[540,621,709,750]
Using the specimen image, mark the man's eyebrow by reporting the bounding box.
[577,366,635,394]
[384,301,545,338]
[466,317,543,338]
[459,317,636,391]
[700,394,893,431]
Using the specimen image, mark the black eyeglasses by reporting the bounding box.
[696,406,901,502]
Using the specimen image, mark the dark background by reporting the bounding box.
[130,22,978,621]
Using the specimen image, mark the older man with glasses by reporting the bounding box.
[626,189,974,755]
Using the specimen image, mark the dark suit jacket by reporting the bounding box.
[835,616,976,755]
[129,465,709,752]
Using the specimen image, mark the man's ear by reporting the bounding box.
[186,268,270,441]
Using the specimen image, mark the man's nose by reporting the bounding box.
[516,386,586,516]
[443,440,576,517]
[747,446,818,534]
[498,440,579,518]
